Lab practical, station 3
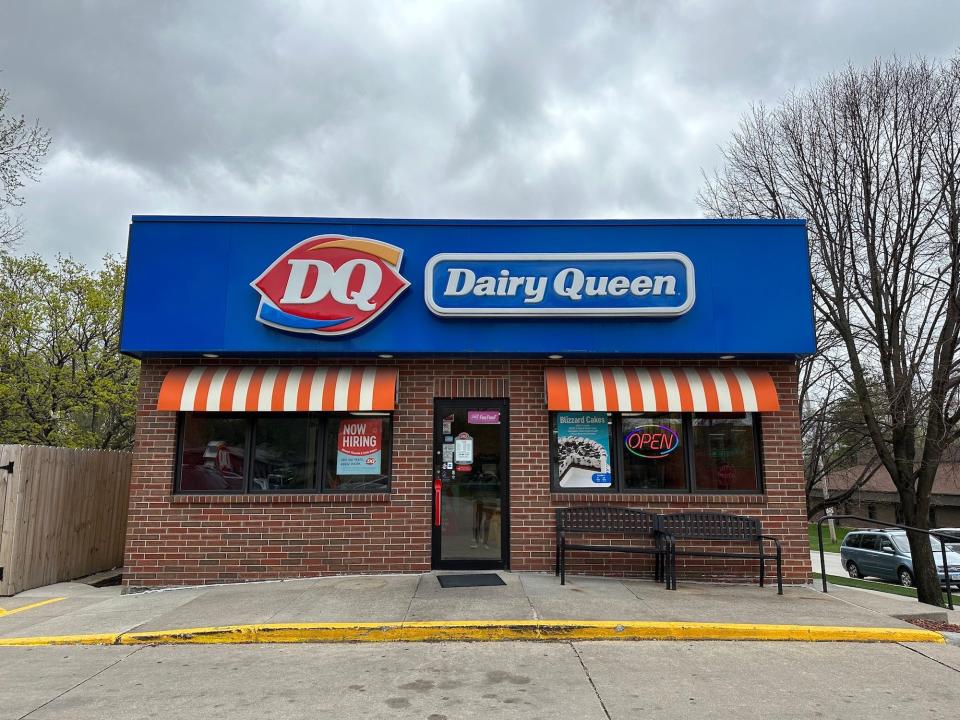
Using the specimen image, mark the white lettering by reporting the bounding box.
[524,276,547,303]
[280,259,335,304]
[653,275,676,295]
[473,276,497,296]
[329,259,381,311]
[444,268,475,296]
[630,276,652,296]
[554,268,585,300]
[585,276,608,296]
[607,276,630,296]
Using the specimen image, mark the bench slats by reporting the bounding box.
[555,508,782,595]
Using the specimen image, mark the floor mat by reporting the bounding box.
[436,573,507,588]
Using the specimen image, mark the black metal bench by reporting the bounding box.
[555,506,672,587]
[658,512,782,594]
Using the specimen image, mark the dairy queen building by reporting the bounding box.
[120,217,815,590]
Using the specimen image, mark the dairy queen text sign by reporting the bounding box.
[425,253,695,317]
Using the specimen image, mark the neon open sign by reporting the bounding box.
[624,424,680,459]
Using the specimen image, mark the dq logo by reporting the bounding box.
[624,424,680,459]
[251,235,410,336]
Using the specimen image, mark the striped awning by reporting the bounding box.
[157,366,398,412]
[544,367,780,413]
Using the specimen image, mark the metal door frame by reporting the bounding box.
[431,397,510,570]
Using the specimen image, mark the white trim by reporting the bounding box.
[634,368,656,412]
[611,367,631,411]
[711,369,733,412]
[661,368,682,411]
[180,367,207,411]
[204,368,230,412]
[684,368,707,412]
[733,369,758,411]
[258,368,279,411]
[232,367,255,410]
[283,367,303,411]
[308,368,329,410]
[358,367,377,411]
[334,368,352,411]
[424,252,695,317]
[564,367,582,411]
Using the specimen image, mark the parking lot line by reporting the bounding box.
[0,597,65,617]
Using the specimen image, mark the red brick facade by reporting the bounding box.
[123,357,811,590]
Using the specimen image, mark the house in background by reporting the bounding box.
[810,462,960,527]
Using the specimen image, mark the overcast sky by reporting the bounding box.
[2,0,959,264]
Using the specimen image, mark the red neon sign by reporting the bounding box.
[624,424,680,459]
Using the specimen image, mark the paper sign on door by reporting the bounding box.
[454,432,473,463]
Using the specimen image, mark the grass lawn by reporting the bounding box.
[813,572,954,606]
[809,523,850,552]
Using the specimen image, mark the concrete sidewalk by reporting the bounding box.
[0,572,952,644]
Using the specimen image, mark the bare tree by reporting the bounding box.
[0,87,50,248]
[700,56,960,606]
[802,351,880,518]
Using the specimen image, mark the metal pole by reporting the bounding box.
[818,518,828,593]
[940,536,954,611]
[822,473,836,543]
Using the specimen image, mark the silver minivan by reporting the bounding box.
[839,529,960,587]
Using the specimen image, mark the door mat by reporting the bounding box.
[437,574,507,588]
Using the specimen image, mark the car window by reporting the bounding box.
[879,538,895,552]
[891,534,910,553]
[860,535,881,551]
[845,534,862,548]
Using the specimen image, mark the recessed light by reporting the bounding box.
[202,353,219,358]
[548,354,563,360]
[720,355,735,360]
[378,354,394,359]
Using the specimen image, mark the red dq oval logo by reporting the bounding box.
[251,235,410,336]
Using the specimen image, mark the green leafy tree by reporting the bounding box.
[0,253,139,449]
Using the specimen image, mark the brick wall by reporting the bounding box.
[123,357,811,589]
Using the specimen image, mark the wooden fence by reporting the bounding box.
[0,445,131,596]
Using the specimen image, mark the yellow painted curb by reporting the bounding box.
[0,620,945,647]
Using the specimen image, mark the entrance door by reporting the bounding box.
[432,398,509,569]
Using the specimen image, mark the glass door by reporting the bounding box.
[432,399,508,569]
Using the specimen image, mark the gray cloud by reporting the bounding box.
[1,0,958,263]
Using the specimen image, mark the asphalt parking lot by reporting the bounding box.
[2,640,959,720]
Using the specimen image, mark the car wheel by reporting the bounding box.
[898,568,914,587]
[846,561,862,579]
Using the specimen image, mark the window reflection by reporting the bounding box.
[692,414,759,491]
[179,416,246,492]
[252,417,319,491]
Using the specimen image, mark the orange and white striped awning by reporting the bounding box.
[544,367,779,413]
[157,366,398,412]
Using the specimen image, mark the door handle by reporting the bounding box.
[434,477,442,527]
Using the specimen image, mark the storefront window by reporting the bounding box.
[322,415,392,493]
[251,417,319,492]
[178,415,247,493]
[176,413,391,494]
[691,414,760,492]
[550,412,763,493]
[621,414,685,491]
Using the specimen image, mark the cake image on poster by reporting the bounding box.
[557,436,608,485]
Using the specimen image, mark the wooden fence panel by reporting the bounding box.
[0,445,131,596]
